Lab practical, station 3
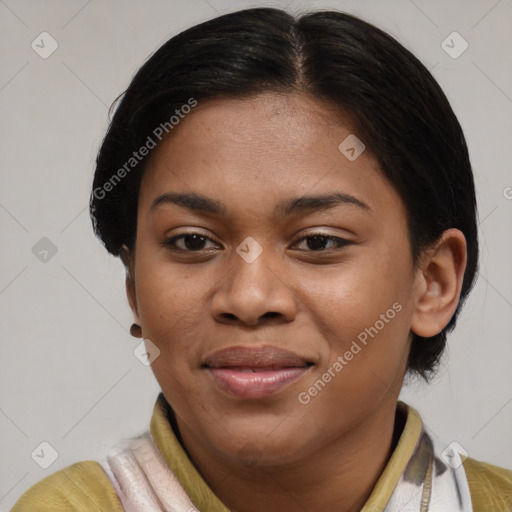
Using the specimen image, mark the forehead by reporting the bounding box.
[138,93,403,222]
[147,92,357,163]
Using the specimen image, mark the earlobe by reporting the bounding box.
[120,244,141,325]
[410,229,467,338]
[126,276,141,323]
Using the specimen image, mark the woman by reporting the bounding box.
[12,7,512,512]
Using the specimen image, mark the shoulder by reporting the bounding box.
[10,460,123,512]
[464,456,512,512]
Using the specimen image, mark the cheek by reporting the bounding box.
[134,262,207,414]
[294,240,414,407]
[294,275,411,444]
[134,255,208,354]
[299,245,412,345]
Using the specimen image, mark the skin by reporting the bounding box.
[122,92,467,512]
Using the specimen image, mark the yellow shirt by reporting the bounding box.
[11,393,512,511]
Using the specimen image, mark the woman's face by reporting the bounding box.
[130,92,419,465]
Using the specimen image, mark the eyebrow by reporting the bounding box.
[150,191,371,218]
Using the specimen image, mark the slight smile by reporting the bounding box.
[202,345,315,399]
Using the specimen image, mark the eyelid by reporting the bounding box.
[162,231,220,250]
[291,233,352,251]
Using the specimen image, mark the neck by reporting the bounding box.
[173,399,405,512]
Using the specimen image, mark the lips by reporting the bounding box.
[203,346,314,399]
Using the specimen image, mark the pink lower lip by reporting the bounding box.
[207,367,311,399]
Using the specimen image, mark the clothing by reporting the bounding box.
[11,393,512,511]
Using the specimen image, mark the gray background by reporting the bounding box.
[1,0,511,509]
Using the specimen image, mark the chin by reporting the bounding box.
[209,422,313,468]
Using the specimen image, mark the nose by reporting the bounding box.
[210,245,298,327]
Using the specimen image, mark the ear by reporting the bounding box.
[410,229,467,338]
[120,244,141,325]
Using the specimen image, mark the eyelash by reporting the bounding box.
[161,232,352,253]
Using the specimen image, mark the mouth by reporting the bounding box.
[202,346,314,399]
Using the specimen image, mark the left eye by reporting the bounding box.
[292,234,351,252]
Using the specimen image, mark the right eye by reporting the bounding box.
[161,232,221,253]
